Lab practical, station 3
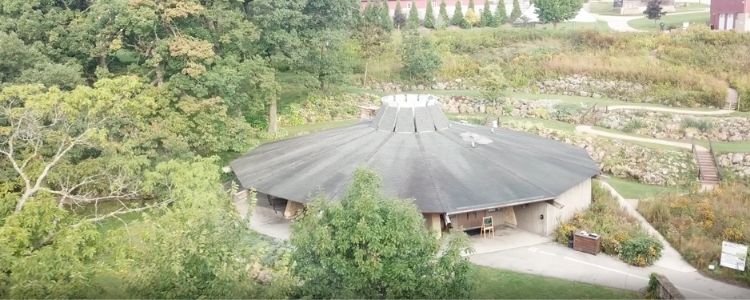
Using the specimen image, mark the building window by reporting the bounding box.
[727,13,735,30]
[719,13,726,30]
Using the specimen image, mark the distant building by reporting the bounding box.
[231,95,599,237]
[711,0,750,31]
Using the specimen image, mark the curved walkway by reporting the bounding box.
[576,125,707,151]
[606,105,734,115]
[587,4,710,32]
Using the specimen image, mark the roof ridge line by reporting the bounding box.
[415,134,449,214]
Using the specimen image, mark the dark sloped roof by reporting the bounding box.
[230,95,599,214]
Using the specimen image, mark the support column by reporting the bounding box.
[284,201,303,219]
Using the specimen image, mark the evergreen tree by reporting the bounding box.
[393,0,406,29]
[480,0,495,26]
[468,0,476,11]
[407,0,420,29]
[438,0,450,24]
[451,0,466,27]
[424,0,436,28]
[510,0,522,22]
[496,0,508,24]
[380,0,395,30]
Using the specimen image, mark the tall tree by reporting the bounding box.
[407,0,420,29]
[393,0,407,29]
[496,0,508,25]
[451,0,466,27]
[535,0,583,27]
[356,3,391,84]
[424,0,436,28]
[510,0,522,22]
[468,0,476,11]
[439,0,450,22]
[480,0,496,26]
[644,0,666,21]
[401,31,442,82]
[379,0,395,30]
[465,7,480,27]
[290,169,472,298]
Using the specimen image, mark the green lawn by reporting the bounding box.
[282,119,359,138]
[628,12,709,31]
[590,1,708,16]
[448,114,577,133]
[606,177,687,199]
[470,265,640,299]
[696,140,750,154]
[533,21,611,32]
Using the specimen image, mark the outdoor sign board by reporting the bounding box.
[720,241,748,271]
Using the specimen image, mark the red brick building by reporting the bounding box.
[711,0,750,31]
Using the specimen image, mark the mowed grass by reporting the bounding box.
[629,12,709,31]
[590,1,708,16]
[448,113,577,133]
[696,140,750,154]
[606,176,687,199]
[470,265,640,299]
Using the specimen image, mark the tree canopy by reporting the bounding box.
[290,168,472,298]
[535,0,583,26]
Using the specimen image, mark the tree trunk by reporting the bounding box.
[362,60,369,86]
[99,54,107,69]
[155,63,165,86]
[268,96,278,134]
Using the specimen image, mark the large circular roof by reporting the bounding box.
[231,94,599,214]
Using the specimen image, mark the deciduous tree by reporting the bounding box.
[535,0,583,27]
[401,31,442,82]
[644,0,666,21]
[290,169,472,298]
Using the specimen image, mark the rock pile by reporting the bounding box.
[369,79,471,93]
[536,74,646,101]
[718,153,750,178]
[597,111,750,142]
[501,121,697,186]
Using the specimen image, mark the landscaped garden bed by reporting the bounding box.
[638,183,750,286]
[554,182,663,267]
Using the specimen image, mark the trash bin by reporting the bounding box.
[573,231,601,255]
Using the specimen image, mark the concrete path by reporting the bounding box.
[587,5,709,32]
[470,241,750,299]
[575,125,706,151]
[599,181,696,273]
[606,105,734,115]
[471,184,750,298]
[726,87,739,110]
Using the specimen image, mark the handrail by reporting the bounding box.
[708,139,722,181]
[691,140,701,180]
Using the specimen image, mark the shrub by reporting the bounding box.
[622,118,646,133]
[638,183,750,285]
[619,234,664,267]
[554,181,663,266]
[680,117,712,132]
